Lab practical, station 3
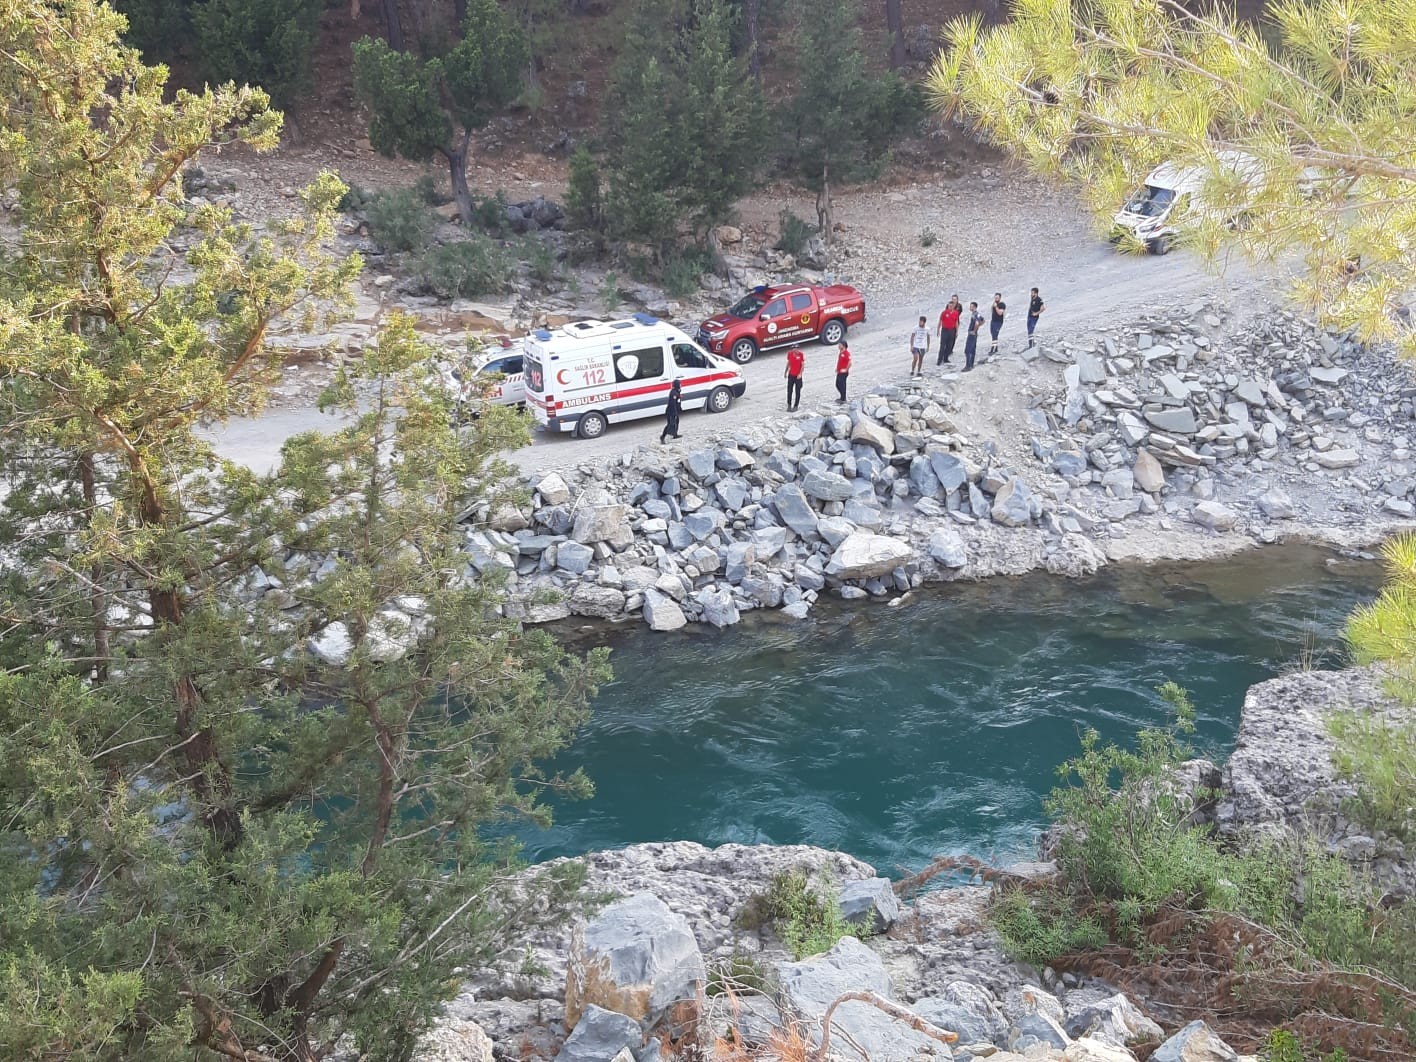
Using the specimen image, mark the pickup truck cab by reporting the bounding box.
[698,282,867,364]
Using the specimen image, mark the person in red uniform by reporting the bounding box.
[834,342,851,403]
[785,346,805,411]
[937,297,962,366]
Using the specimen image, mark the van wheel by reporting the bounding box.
[576,411,608,439]
[730,338,757,364]
[1148,235,1171,256]
[820,319,846,345]
[707,386,733,414]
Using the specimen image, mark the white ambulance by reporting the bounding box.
[523,314,747,439]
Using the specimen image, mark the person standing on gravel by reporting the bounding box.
[660,378,682,444]
[785,346,805,411]
[910,316,930,378]
[988,293,1006,356]
[1027,287,1045,347]
[834,342,851,403]
[964,301,984,371]
[937,297,961,366]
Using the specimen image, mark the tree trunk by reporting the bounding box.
[446,135,475,227]
[381,0,404,49]
[351,0,361,21]
[885,0,905,69]
[745,0,762,80]
[78,452,110,684]
[981,0,1002,26]
[816,160,833,248]
[453,0,467,28]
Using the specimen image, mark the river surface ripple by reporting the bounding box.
[519,545,1382,875]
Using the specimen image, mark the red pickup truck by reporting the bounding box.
[697,282,867,364]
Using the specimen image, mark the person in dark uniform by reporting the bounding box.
[785,347,805,411]
[964,301,983,371]
[988,293,1006,356]
[660,378,682,443]
[1027,287,1045,347]
[835,342,851,402]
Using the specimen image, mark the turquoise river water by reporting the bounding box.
[518,545,1382,875]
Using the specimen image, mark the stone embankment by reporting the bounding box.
[410,662,1412,1062]
[446,309,1410,635]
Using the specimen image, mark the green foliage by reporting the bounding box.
[0,5,606,1057]
[741,872,870,961]
[420,237,513,298]
[602,0,766,248]
[660,246,713,299]
[526,239,558,286]
[352,0,529,224]
[566,145,605,234]
[990,886,1108,967]
[1328,712,1416,844]
[338,182,375,213]
[599,271,622,312]
[775,210,817,256]
[706,951,772,997]
[1346,533,1416,699]
[366,187,438,252]
[927,0,1416,359]
[112,0,196,61]
[1262,1029,1350,1062]
[414,173,446,206]
[472,189,511,236]
[780,0,921,235]
[192,0,321,109]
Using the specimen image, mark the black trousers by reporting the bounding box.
[939,328,957,364]
[965,333,979,369]
[660,412,679,442]
[786,375,802,409]
[836,372,848,401]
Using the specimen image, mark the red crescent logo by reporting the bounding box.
[556,368,571,385]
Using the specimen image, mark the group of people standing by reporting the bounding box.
[663,287,1048,441]
[909,287,1045,377]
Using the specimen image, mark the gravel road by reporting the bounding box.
[208,217,1274,477]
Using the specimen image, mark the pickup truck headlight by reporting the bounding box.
[707,329,729,341]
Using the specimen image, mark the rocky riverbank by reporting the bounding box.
[411,663,1412,1062]
[448,307,1411,636]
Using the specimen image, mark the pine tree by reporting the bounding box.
[0,4,605,1057]
[352,0,529,227]
[781,0,918,244]
[927,0,1416,357]
[192,0,323,109]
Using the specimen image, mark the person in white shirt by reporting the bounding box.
[909,316,930,378]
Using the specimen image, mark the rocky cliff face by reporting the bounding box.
[1218,665,1413,898]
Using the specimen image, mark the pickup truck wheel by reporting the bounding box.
[820,318,846,345]
[706,386,733,414]
[730,337,757,364]
[576,411,608,439]
[1148,235,1172,256]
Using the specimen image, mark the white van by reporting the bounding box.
[523,314,747,439]
[438,338,527,413]
[1113,151,1262,255]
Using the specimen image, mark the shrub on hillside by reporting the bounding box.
[366,188,437,253]
[420,237,511,298]
[191,0,321,109]
[775,210,816,257]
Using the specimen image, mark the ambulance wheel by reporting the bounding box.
[820,318,846,345]
[576,411,608,439]
[730,338,758,364]
[1148,235,1172,256]
[707,386,733,414]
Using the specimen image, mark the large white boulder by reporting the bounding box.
[565,892,706,1031]
[825,532,912,580]
[1151,1020,1240,1062]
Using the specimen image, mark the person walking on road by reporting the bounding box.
[1027,287,1045,347]
[964,301,984,371]
[785,346,805,411]
[660,378,682,444]
[834,342,851,403]
[937,297,961,366]
[910,316,930,378]
[988,293,1006,356]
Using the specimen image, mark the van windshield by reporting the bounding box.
[1123,185,1176,218]
[728,293,766,318]
[523,353,546,394]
